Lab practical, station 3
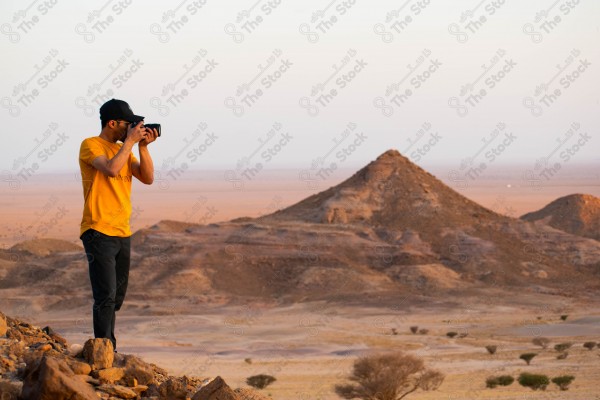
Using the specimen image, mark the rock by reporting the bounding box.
[131,384,149,395]
[143,383,161,398]
[1,357,16,373]
[63,358,92,375]
[123,376,138,387]
[191,376,238,400]
[68,343,84,357]
[0,379,22,399]
[96,383,138,399]
[20,355,98,400]
[0,313,7,337]
[37,343,52,352]
[75,374,101,386]
[42,327,68,347]
[82,338,113,370]
[115,354,156,386]
[157,377,188,399]
[91,367,125,384]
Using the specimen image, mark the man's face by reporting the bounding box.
[114,120,131,142]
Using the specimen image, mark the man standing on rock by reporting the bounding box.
[78,99,158,352]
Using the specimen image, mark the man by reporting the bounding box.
[79,98,158,352]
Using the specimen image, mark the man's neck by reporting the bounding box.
[99,130,118,143]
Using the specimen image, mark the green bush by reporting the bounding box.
[554,342,572,352]
[410,326,418,334]
[560,314,568,321]
[532,337,550,349]
[334,351,444,400]
[485,345,497,355]
[246,374,276,389]
[519,353,537,365]
[551,375,575,391]
[518,373,549,391]
[486,375,514,389]
[446,331,458,338]
[583,341,596,350]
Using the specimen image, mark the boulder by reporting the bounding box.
[191,376,238,400]
[82,338,113,370]
[157,377,188,399]
[63,358,92,376]
[115,354,157,386]
[20,355,98,400]
[90,367,125,383]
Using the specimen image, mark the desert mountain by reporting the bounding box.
[521,194,600,241]
[1,150,600,314]
[259,149,506,228]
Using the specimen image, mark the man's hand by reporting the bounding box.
[124,122,147,145]
[139,127,159,147]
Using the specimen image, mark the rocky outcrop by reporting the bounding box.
[0,310,271,399]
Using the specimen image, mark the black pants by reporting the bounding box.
[81,228,130,351]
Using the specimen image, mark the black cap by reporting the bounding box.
[99,99,144,123]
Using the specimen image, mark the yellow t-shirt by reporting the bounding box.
[79,136,138,238]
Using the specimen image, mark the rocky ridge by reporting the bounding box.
[0,311,269,400]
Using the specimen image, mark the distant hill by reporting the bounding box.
[521,194,600,241]
[259,149,505,228]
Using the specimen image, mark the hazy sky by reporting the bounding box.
[1,0,599,183]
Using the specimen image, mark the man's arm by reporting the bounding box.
[132,127,158,185]
[92,141,135,178]
[91,123,146,177]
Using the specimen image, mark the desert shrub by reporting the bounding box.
[246,374,276,389]
[518,373,549,391]
[485,345,497,355]
[519,353,537,365]
[485,375,514,388]
[391,328,398,335]
[554,342,572,352]
[556,352,568,360]
[583,341,596,350]
[560,314,568,321]
[244,358,252,364]
[334,351,444,400]
[532,337,550,349]
[446,332,458,338]
[551,375,575,391]
[410,326,418,334]
[418,329,429,335]
[496,375,514,386]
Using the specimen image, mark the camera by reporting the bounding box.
[144,123,161,137]
[131,121,161,137]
